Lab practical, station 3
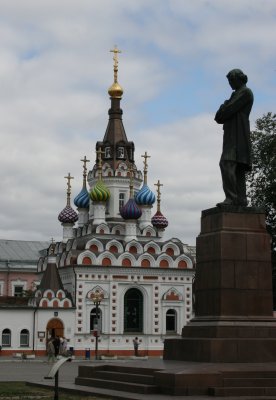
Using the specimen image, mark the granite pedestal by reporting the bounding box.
[164,206,276,363]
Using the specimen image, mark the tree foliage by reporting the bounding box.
[247,112,276,305]
[247,112,276,251]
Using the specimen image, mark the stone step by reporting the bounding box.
[75,376,158,394]
[92,369,155,385]
[209,386,276,397]
[222,370,276,379]
[103,364,159,375]
[223,377,276,387]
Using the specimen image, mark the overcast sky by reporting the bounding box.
[0,0,275,246]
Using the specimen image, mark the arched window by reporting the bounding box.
[160,259,169,268]
[20,329,29,347]
[109,245,118,253]
[83,257,92,265]
[102,257,111,266]
[117,147,125,158]
[122,258,132,267]
[141,259,150,267]
[178,260,187,268]
[119,193,125,210]
[90,308,102,332]
[166,309,177,333]
[166,248,174,256]
[105,147,111,158]
[129,246,137,254]
[2,329,11,347]
[124,288,143,333]
[90,244,98,252]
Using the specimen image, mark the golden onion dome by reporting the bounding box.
[108,81,124,99]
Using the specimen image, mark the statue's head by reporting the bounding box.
[226,69,248,89]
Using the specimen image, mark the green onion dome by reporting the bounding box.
[90,180,110,202]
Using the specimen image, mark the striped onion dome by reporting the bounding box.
[120,198,142,220]
[135,184,156,206]
[58,205,78,224]
[151,210,168,229]
[90,180,110,202]
[74,187,90,209]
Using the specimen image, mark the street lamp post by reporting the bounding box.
[91,292,102,360]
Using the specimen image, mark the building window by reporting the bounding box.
[14,286,24,297]
[105,147,111,158]
[2,329,11,347]
[0,281,4,296]
[117,147,124,158]
[119,193,125,210]
[90,308,102,332]
[166,309,177,333]
[124,288,143,333]
[20,329,29,347]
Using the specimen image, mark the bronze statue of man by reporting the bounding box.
[215,69,254,206]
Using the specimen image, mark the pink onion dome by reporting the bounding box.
[58,205,78,224]
[151,210,168,229]
[90,180,110,202]
[120,198,142,220]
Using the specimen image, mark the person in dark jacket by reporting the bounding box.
[133,337,139,357]
[53,336,60,357]
[215,69,254,206]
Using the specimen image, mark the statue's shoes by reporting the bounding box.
[216,199,233,207]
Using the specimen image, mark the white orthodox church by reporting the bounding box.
[0,49,195,357]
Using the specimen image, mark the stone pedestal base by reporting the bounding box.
[164,206,275,362]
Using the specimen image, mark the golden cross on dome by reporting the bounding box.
[81,155,90,176]
[64,172,74,206]
[110,45,122,83]
[154,180,163,212]
[50,238,55,254]
[141,151,150,184]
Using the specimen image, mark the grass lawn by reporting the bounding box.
[0,381,113,399]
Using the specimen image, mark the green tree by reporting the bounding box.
[247,112,276,305]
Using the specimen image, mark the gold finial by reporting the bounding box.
[96,147,105,180]
[141,151,151,185]
[129,165,134,198]
[64,172,74,206]
[81,156,90,187]
[50,238,55,255]
[154,180,163,212]
[110,45,122,83]
[108,46,123,98]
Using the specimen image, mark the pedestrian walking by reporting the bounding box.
[47,339,55,363]
[133,337,139,357]
[53,336,60,357]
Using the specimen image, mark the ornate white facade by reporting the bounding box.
[0,50,195,357]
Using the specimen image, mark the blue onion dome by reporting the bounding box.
[58,205,78,223]
[90,180,111,202]
[135,184,156,206]
[74,187,90,209]
[151,210,168,229]
[120,198,142,220]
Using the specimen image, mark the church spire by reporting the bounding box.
[96,46,135,170]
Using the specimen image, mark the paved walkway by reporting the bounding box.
[0,356,275,399]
